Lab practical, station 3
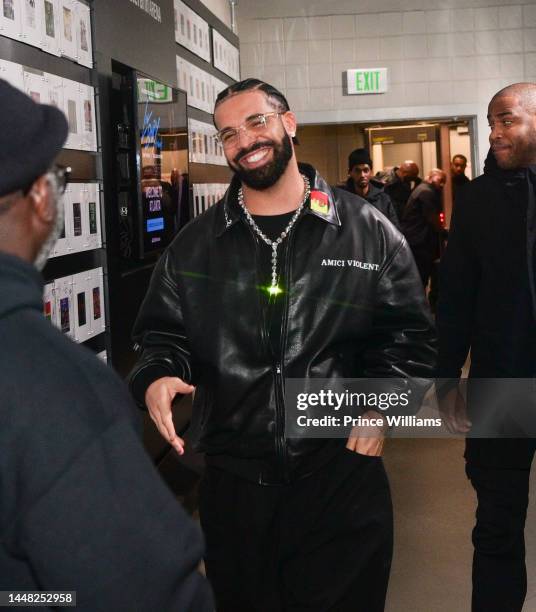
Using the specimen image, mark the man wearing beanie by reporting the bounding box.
[340,148,400,229]
[0,80,212,610]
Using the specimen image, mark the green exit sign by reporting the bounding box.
[138,78,172,103]
[346,68,388,95]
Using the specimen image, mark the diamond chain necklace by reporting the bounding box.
[238,174,311,296]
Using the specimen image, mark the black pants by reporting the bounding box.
[465,438,536,612]
[199,448,393,612]
[410,246,434,289]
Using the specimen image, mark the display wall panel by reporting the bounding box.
[45,69,63,108]
[43,267,106,344]
[192,182,228,217]
[174,0,210,63]
[23,65,47,102]
[188,117,225,166]
[0,56,23,89]
[1,2,93,67]
[212,28,239,81]
[177,54,229,113]
[42,0,61,56]
[75,0,91,67]
[73,269,91,341]
[49,183,101,258]
[20,0,44,49]
[0,0,22,41]
[80,81,96,150]
[43,281,56,325]
[54,273,75,339]
[1,2,106,359]
[50,190,70,258]
[59,0,77,60]
[89,266,105,338]
[86,183,102,250]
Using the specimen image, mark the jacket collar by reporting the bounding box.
[216,162,341,237]
[343,177,383,202]
[484,148,536,185]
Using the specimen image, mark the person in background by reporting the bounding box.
[437,82,536,612]
[340,148,400,229]
[450,153,470,204]
[381,160,421,220]
[400,168,447,296]
[0,80,212,611]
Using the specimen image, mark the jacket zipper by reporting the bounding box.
[244,214,299,484]
[245,224,271,358]
[274,215,302,483]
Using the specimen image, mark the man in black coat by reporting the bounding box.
[130,78,437,612]
[340,148,400,229]
[437,82,536,612]
[401,168,446,288]
[0,80,212,611]
[381,160,421,220]
[450,153,470,204]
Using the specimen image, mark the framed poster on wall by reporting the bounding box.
[63,77,82,149]
[0,0,22,41]
[45,70,64,110]
[212,29,239,81]
[75,0,92,68]
[23,67,47,104]
[59,0,77,60]
[42,0,61,56]
[174,0,210,63]
[20,0,44,48]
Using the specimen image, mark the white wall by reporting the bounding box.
[199,0,232,29]
[237,0,536,172]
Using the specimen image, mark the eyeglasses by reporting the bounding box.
[216,112,281,148]
[47,164,71,195]
[21,164,71,196]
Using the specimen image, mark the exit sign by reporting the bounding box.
[138,78,172,103]
[346,68,388,95]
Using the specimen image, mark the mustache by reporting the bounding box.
[233,140,275,165]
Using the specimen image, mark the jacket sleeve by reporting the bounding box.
[382,192,401,230]
[361,234,437,413]
[10,416,213,611]
[129,245,192,407]
[436,188,480,395]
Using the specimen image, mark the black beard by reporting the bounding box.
[230,132,293,190]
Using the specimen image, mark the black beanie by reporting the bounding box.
[348,148,373,170]
[0,78,68,196]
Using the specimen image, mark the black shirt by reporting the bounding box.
[252,211,295,357]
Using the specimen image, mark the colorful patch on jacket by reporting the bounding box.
[310,190,330,216]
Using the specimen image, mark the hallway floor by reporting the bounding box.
[384,438,536,612]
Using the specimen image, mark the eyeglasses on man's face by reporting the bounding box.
[48,164,71,195]
[216,112,283,148]
[22,164,71,196]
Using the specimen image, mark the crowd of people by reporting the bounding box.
[1,74,535,612]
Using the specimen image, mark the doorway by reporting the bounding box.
[295,116,477,226]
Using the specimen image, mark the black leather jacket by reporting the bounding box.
[130,163,437,484]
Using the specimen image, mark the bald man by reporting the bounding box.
[400,168,446,291]
[437,83,536,612]
[383,160,421,219]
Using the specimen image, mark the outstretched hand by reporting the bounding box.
[145,376,195,455]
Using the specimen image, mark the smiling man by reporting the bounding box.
[437,82,536,612]
[129,78,436,612]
